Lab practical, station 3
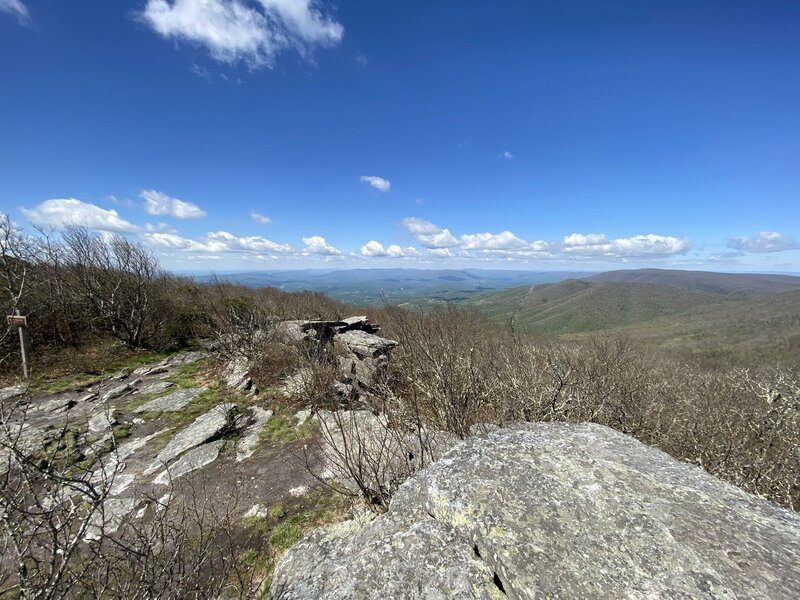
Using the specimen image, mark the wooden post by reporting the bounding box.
[6,312,29,379]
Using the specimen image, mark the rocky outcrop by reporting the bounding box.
[276,316,381,345]
[270,423,800,599]
[273,316,399,405]
[145,403,238,474]
[133,387,206,413]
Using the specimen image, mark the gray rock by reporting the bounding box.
[225,356,252,391]
[101,382,133,402]
[145,403,237,474]
[153,439,225,485]
[133,387,205,413]
[236,406,273,462]
[132,362,169,376]
[333,330,398,360]
[84,497,137,542]
[340,316,380,333]
[294,409,312,428]
[244,503,270,519]
[88,410,117,433]
[171,350,208,365]
[136,380,174,395]
[0,385,26,402]
[271,423,800,600]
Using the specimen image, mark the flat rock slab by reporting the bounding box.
[84,497,137,542]
[270,422,800,600]
[0,385,26,402]
[333,330,398,359]
[88,411,117,433]
[136,380,174,396]
[153,439,225,485]
[145,403,236,473]
[133,387,205,413]
[101,382,136,402]
[236,406,273,462]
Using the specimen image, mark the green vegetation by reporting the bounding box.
[237,489,349,595]
[468,276,800,368]
[257,407,317,445]
[170,358,210,388]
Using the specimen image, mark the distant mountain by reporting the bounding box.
[469,280,726,334]
[469,268,800,366]
[193,269,592,306]
[586,268,800,297]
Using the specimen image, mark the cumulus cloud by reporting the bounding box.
[727,231,799,253]
[359,175,391,192]
[401,217,459,248]
[141,189,206,219]
[359,240,418,258]
[140,0,343,68]
[500,151,514,160]
[251,211,273,225]
[428,248,453,258]
[21,199,141,233]
[459,230,529,251]
[144,229,293,254]
[561,233,691,258]
[302,235,341,255]
[208,230,292,252]
[0,0,30,24]
[142,232,210,251]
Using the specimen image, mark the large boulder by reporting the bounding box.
[270,422,800,599]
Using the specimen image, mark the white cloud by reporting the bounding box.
[21,199,141,233]
[251,211,273,225]
[727,231,799,253]
[563,233,607,247]
[561,233,691,258]
[355,52,368,66]
[428,248,453,258]
[141,0,343,68]
[143,232,208,251]
[460,230,528,250]
[0,0,30,24]
[360,175,391,192]
[359,240,418,258]
[141,189,206,219]
[302,235,341,255]
[259,0,343,46]
[401,217,459,248]
[501,151,514,160]
[207,230,292,252]
[144,229,293,254]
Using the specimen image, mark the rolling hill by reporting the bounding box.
[586,268,800,297]
[469,269,800,366]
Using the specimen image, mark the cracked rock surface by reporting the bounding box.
[269,422,800,600]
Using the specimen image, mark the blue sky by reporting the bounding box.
[1,0,799,272]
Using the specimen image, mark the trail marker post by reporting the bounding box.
[7,312,29,379]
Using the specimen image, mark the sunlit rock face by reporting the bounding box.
[270,422,800,600]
